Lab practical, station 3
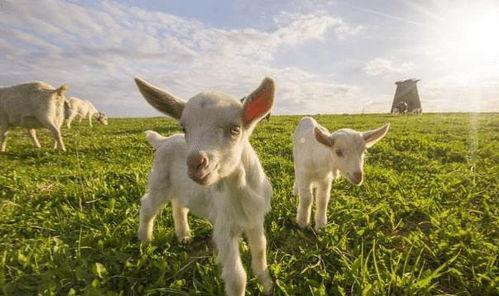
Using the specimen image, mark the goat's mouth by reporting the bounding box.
[189,170,215,185]
[346,174,363,186]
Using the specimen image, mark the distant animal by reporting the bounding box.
[135,77,275,296]
[395,101,408,114]
[64,97,108,128]
[411,107,422,115]
[292,117,389,231]
[0,81,69,152]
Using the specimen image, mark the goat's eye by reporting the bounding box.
[230,126,241,137]
[335,150,344,157]
[180,125,186,134]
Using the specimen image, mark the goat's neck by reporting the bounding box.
[220,140,265,189]
[326,149,338,172]
[215,140,270,228]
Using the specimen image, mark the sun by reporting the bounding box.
[426,2,499,71]
[459,12,499,59]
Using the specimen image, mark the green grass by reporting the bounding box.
[0,113,498,295]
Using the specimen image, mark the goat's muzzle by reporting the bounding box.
[350,171,363,186]
[187,151,211,185]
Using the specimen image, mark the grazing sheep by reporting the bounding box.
[293,117,389,231]
[0,81,68,152]
[135,77,275,296]
[64,97,108,128]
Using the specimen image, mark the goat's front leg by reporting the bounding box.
[0,125,9,152]
[66,111,77,129]
[214,226,246,296]
[45,122,65,151]
[171,199,191,243]
[138,190,167,242]
[245,225,273,295]
[314,178,332,231]
[296,178,314,228]
[26,129,41,148]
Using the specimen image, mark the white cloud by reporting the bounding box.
[274,12,363,43]
[3,1,496,115]
[0,0,364,116]
[363,58,415,77]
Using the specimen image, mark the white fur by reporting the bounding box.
[0,81,68,151]
[411,107,422,114]
[135,77,275,296]
[64,97,108,128]
[293,117,389,231]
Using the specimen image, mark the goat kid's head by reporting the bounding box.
[314,123,390,186]
[135,77,274,185]
[96,112,108,125]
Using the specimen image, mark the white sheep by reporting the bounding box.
[0,81,68,152]
[135,77,275,296]
[64,97,108,128]
[293,117,389,231]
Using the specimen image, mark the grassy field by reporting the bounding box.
[0,113,497,295]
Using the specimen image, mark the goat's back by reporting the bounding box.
[293,117,332,172]
[0,82,65,127]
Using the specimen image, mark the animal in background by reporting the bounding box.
[293,117,389,231]
[0,81,68,151]
[64,97,108,128]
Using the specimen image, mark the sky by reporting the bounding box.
[1,0,498,116]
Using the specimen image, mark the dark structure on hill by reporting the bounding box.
[391,79,422,114]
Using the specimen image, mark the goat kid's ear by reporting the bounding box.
[314,127,334,147]
[242,77,275,127]
[56,84,69,96]
[134,77,185,120]
[363,123,390,148]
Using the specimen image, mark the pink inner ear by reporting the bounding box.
[243,95,272,125]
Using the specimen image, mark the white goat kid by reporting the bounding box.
[293,117,389,231]
[135,77,275,296]
[64,97,108,128]
[84,100,108,127]
[0,82,68,152]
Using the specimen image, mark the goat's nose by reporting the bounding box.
[353,172,363,183]
[187,152,209,172]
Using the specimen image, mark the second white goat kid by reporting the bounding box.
[135,77,275,296]
[293,117,389,231]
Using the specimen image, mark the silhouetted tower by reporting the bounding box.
[391,79,422,114]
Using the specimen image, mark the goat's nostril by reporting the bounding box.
[353,172,362,181]
[188,152,209,172]
[197,155,208,169]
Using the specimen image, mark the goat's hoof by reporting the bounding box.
[314,224,326,232]
[263,286,274,296]
[296,220,310,229]
[313,227,325,234]
[177,236,192,244]
[137,231,152,243]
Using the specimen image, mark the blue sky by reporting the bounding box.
[1,0,498,116]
